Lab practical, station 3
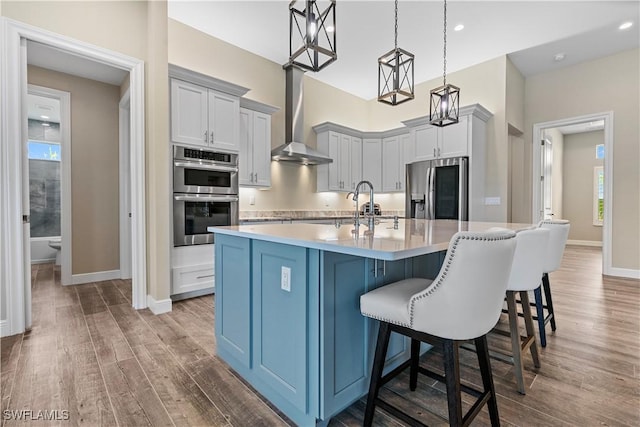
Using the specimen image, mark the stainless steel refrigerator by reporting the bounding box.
[405,157,469,220]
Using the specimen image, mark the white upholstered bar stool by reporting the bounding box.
[360,230,517,427]
[499,228,550,394]
[534,220,570,347]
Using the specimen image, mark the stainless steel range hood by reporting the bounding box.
[271,66,333,165]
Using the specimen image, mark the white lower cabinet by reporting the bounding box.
[171,244,215,298]
[171,264,215,295]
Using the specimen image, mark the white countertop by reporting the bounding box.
[209,219,534,261]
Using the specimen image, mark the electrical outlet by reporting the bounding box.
[249,195,256,205]
[281,266,291,292]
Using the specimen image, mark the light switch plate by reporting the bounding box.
[249,195,256,205]
[281,266,291,292]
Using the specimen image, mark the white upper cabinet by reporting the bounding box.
[362,138,382,191]
[410,114,469,161]
[316,128,362,192]
[208,90,240,152]
[381,134,408,193]
[171,79,209,146]
[169,66,249,152]
[238,99,278,188]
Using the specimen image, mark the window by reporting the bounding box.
[595,144,604,160]
[593,166,604,226]
[28,140,61,237]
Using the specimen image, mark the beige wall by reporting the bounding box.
[506,57,525,133]
[28,65,120,274]
[562,131,604,242]
[525,48,640,270]
[3,1,171,301]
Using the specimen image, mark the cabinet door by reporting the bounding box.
[208,90,240,152]
[362,138,382,191]
[382,136,400,192]
[170,79,208,147]
[349,137,362,191]
[337,134,351,192]
[253,241,309,413]
[215,235,251,368]
[327,131,341,191]
[440,114,469,158]
[413,124,438,161]
[238,108,253,186]
[252,111,271,187]
[397,133,411,192]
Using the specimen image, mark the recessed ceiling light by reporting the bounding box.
[619,21,633,30]
[40,115,49,119]
[454,24,464,32]
[42,123,50,127]
[325,25,334,33]
[554,53,566,62]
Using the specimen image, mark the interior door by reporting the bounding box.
[540,137,553,220]
[20,38,32,329]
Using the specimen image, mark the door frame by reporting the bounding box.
[27,84,72,286]
[119,88,132,280]
[531,111,613,276]
[1,18,148,337]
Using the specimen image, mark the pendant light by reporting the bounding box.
[377,0,415,105]
[429,0,460,127]
[288,0,337,72]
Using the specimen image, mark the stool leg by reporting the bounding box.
[534,286,546,347]
[410,339,420,391]
[542,273,556,331]
[364,322,391,427]
[506,291,525,394]
[520,291,540,368]
[475,335,500,427]
[443,339,463,426]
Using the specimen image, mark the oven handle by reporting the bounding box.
[173,160,239,173]
[173,194,239,203]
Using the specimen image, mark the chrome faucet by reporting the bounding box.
[349,180,375,230]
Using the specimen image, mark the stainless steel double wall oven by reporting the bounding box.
[173,145,239,246]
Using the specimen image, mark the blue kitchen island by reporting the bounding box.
[209,219,529,426]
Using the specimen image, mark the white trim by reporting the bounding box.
[532,111,614,276]
[72,269,121,285]
[147,295,172,314]
[31,258,56,265]
[28,84,72,285]
[0,320,9,337]
[567,240,603,247]
[0,17,147,337]
[605,268,640,280]
[119,89,132,280]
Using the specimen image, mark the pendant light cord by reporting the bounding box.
[443,0,447,85]
[394,0,398,50]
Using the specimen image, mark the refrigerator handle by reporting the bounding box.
[427,165,435,220]
[459,157,469,221]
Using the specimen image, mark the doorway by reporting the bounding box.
[26,86,72,287]
[1,18,147,337]
[532,112,613,275]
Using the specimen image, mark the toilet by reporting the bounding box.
[48,238,62,266]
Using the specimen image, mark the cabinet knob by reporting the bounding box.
[255,172,258,182]
[433,148,436,157]
[203,130,208,142]
[250,172,254,182]
[438,147,441,157]
[210,131,214,144]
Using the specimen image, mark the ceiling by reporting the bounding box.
[168,0,640,100]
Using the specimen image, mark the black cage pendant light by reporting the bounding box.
[288,0,337,72]
[429,0,460,126]
[378,0,414,105]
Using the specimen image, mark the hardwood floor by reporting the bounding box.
[1,246,638,426]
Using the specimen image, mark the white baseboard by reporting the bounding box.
[147,295,172,314]
[71,269,121,285]
[606,268,640,280]
[0,320,10,338]
[567,240,602,247]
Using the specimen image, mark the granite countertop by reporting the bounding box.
[210,219,533,261]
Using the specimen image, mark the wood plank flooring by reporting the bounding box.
[1,246,639,426]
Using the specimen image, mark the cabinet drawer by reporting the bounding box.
[171,264,215,295]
